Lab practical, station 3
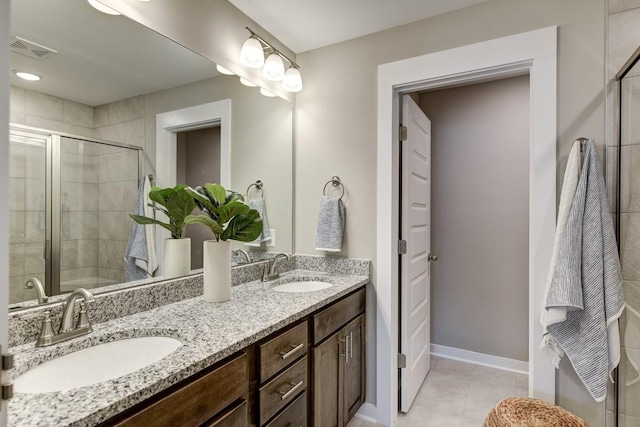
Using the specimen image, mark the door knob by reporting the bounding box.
[428,254,438,262]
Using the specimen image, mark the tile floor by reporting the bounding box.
[348,356,528,427]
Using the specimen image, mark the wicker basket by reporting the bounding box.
[483,397,589,427]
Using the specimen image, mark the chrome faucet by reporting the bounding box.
[59,288,95,333]
[233,249,251,265]
[24,277,48,304]
[32,287,95,347]
[262,253,290,281]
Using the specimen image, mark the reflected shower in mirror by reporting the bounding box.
[9,0,293,307]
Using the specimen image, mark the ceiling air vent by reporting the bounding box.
[10,36,57,60]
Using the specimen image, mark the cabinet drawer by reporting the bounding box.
[260,321,308,382]
[264,391,307,427]
[259,356,307,425]
[205,399,248,427]
[112,353,247,427]
[313,289,365,344]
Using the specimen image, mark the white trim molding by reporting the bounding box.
[376,26,557,426]
[430,344,529,375]
[155,99,232,274]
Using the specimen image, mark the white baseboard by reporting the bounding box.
[430,343,529,374]
[355,402,378,423]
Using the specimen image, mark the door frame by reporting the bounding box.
[376,26,557,425]
[155,99,231,274]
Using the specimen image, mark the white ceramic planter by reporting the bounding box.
[203,240,232,302]
[163,238,191,279]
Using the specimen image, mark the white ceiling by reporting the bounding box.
[228,0,489,53]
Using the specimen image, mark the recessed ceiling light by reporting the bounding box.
[240,77,257,87]
[14,71,41,81]
[216,65,235,75]
[87,0,121,15]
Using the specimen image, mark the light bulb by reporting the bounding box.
[240,37,264,68]
[87,0,121,15]
[240,77,257,87]
[260,88,277,97]
[282,67,303,93]
[263,53,285,81]
[216,64,235,75]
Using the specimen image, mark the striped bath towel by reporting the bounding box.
[541,140,582,366]
[545,141,625,402]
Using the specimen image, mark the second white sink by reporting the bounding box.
[272,281,333,293]
[14,336,182,394]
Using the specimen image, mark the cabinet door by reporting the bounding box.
[312,330,343,427]
[343,315,365,424]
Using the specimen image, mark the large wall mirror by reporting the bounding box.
[8,0,293,308]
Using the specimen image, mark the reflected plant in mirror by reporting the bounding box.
[130,185,196,239]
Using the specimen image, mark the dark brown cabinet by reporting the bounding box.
[312,290,366,427]
[99,287,366,427]
[100,353,249,427]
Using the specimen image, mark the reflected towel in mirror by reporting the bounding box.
[246,197,272,246]
[124,175,158,281]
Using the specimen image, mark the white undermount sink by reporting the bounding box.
[14,336,182,394]
[271,281,333,293]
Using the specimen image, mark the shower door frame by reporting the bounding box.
[9,123,143,299]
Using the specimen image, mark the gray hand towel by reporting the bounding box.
[248,198,272,243]
[545,141,625,402]
[125,177,152,281]
[315,196,345,252]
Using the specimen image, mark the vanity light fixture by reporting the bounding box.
[282,67,303,93]
[240,27,303,92]
[263,52,285,81]
[13,70,41,81]
[87,0,121,15]
[216,64,235,75]
[240,77,257,87]
[240,36,265,68]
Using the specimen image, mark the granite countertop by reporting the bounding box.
[8,270,369,427]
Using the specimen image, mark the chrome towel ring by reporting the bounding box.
[323,176,344,200]
[246,180,264,199]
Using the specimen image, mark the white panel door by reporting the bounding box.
[400,95,432,412]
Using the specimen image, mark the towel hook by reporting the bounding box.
[246,180,264,200]
[574,137,592,153]
[323,176,345,200]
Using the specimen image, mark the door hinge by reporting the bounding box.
[398,240,407,255]
[399,125,407,142]
[1,347,13,401]
[398,353,407,369]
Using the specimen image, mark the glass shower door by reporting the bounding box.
[8,131,49,304]
[58,136,140,293]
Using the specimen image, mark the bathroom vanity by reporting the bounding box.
[8,257,370,427]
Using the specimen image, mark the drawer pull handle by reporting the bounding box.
[280,343,304,360]
[278,380,304,400]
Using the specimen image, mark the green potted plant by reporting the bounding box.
[185,183,262,301]
[130,185,196,279]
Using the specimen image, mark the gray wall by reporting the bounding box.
[419,76,530,362]
[295,0,606,423]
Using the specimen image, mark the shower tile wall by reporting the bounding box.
[608,1,640,425]
[9,87,143,300]
[8,140,45,304]
[95,95,145,284]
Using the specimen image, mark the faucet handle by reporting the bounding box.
[35,311,55,347]
[76,302,91,330]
